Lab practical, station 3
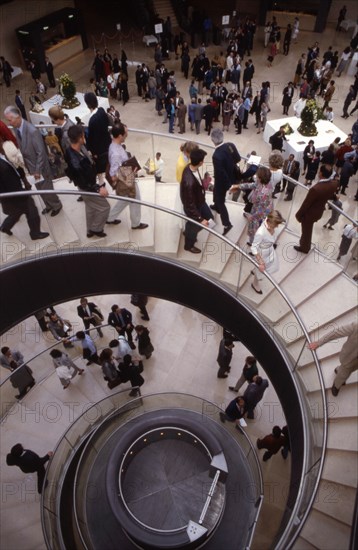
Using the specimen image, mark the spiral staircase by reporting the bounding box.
[0,155,357,549]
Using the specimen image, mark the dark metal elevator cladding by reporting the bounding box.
[0,248,304,543]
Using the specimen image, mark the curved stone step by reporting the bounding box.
[313,479,356,526]
[327,417,358,452]
[322,448,358,488]
[297,509,351,550]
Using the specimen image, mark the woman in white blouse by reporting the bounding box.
[250,210,285,294]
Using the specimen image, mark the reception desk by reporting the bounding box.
[29,92,110,125]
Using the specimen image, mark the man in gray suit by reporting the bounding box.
[3,106,63,216]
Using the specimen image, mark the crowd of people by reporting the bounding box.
[1,11,357,489]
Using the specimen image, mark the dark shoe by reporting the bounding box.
[132,223,148,229]
[106,219,121,225]
[210,204,218,212]
[78,369,85,375]
[272,194,278,199]
[184,245,201,254]
[219,412,226,423]
[77,196,84,202]
[42,207,52,214]
[228,386,238,392]
[50,205,63,217]
[30,232,49,240]
[141,316,150,321]
[247,412,254,419]
[129,341,136,350]
[86,361,93,366]
[217,374,228,378]
[328,226,334,230]
[331,385,339,396]
[93,231,107,237]
[97,330,104,337]
[251,283,263,295]
[1,228,13,236]
[129,388,140,397]
[223,224,233,236]
[293,246,309,254]
[87,231,94,238]
[284,197,292,201]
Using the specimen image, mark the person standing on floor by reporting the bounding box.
[217,338,234,379]
[308,321,357,396]
[65,125,110,238]
[131,294,150,320]
[0,346,35,399]
[257,426,286,461]
[6,444,53,494]
[323,193,342,229]
[211,128,241,236]
[229,356,258,392]
[45,57,56,87]
[336,224,358,261]
[243,375,269,419]
[108,305,135,346]
[77,297,104,337]
[4,106,63,216]
[180,148,213,254]
[14,90,27,120]
[66,331,100,365]
[295,164,338,253]
[135,325,154,359]
[220,396,247,424]
[50,348,84,389]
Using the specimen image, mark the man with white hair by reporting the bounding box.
[211,128,241,235]
[3,106,63,216]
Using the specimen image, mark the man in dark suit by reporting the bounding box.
[4,106,63,216]
[6,443,53,493]
[0,137,49,239]
[211,128,241,235]
[84,92,111,184]
[295,165,338,253]
[216,338,234,378]
[45,57,56,87]
[243,375,269,419]
[108,304,135,346]
[15,90,27,120]
[77,297,104,337]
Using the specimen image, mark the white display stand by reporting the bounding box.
[11,67,23,79]
[143,35,158,46]
[28,92,110,125]
[263,117,347,164]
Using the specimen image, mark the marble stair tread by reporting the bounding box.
[322,449,358,488]
[298,354,358,392]
[292,277,357,328]
[177,230,211,262]
[128,176,155,249]
[154,183,182,254]
[291,535,319,550]
[309,384,358,418]
[0,232,26,264]
[313,480,356,525]
[287,308,358,365]
[259,253,342,321]
[327,418,358,452]
[297,509,351,550]
[199,204,247,275]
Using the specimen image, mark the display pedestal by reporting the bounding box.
[29,92,110,125]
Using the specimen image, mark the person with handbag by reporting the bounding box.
[106,124,148,230]
[50,348,84,389]
[135,325,154,359]
[77,297,104,337]
[0,346,35,399]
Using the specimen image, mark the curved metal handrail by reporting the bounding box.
[0,187,327,549]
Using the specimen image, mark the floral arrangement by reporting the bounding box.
[281,122,294,135]
[297,99,324,136]
[58,73,80,109]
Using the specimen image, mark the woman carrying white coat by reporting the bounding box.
[50,349,84,389]
[250,210,285,294]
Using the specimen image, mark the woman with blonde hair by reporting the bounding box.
[269,150,284,198]
[250,210,285,294]
[175,141,199,182]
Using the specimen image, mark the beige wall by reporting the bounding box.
[0,0,74,66]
